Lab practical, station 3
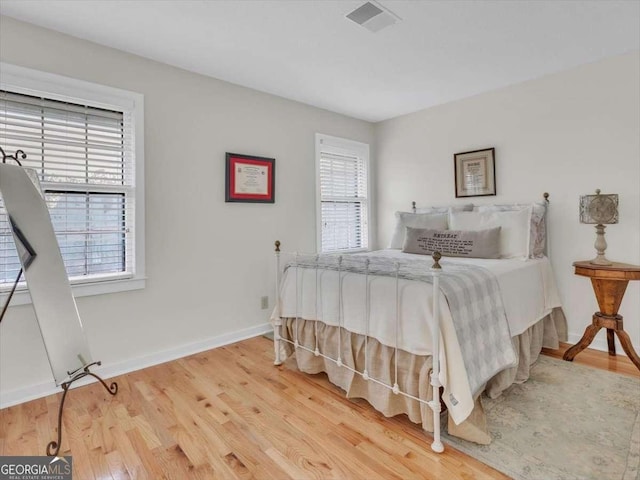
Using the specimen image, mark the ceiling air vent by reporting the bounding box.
[346,1,401,33]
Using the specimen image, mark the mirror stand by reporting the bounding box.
[47,361,118,457]
[1,146,119,457]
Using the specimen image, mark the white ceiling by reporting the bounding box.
[1,0,638,122]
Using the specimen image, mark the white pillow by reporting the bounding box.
[449,208,532,259]
[474,203,546,258]
[388,212,449,249]
[414,203,474,214]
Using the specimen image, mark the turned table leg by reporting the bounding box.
[606,329,616,356]
[615,329,640,370]
[563,322,602,361]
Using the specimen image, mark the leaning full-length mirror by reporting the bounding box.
[0,162,92,385]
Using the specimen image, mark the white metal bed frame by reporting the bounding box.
[273,245,445,452]
[272,194,550,454]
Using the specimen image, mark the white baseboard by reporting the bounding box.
[0,322,272,409]
[566,332,639,357]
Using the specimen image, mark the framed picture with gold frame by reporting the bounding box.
[454,148,496,198]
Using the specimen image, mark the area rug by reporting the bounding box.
[443,356,640,480]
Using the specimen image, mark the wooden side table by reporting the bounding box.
[563,261,640,370]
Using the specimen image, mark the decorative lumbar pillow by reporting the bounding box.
[402,227,501,259]
[474,203,546,258]
[388,212,448,249]
[449,208,532,259]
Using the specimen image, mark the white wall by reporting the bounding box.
[1,15,637,407]
[375,51,640,356]
[0,16,374,404]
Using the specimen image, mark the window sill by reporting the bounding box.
[1,276,146,307]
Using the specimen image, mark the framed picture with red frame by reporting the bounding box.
[225,152,275,203]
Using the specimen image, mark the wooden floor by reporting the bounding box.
[542,342,640,378]
[1,338,638,480]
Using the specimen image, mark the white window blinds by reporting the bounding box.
[317,136,369,253]
[0,90,136,286]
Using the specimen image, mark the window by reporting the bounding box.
[0,63,145,303]
[316,134,370,253]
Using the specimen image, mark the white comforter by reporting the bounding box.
[273,249,562,423]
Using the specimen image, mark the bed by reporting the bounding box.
[271,196,567,451]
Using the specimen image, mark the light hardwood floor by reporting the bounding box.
[1,337,638,479]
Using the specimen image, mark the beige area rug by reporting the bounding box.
[443,356,640,480]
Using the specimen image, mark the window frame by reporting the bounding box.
[315,133,371,254]
[0,62,145,305]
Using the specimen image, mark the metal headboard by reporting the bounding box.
[410,192,551,258]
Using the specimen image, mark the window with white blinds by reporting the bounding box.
[316,134,370,253]
[0,89,136,287]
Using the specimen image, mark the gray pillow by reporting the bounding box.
[402,227,501,259]
[388,212,449,249]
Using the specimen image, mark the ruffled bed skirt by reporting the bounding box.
[279,307,567,444]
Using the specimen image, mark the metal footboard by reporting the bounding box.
[272,240,445,453]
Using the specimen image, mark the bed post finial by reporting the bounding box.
[275,240,281,253]
[543,192,549,204]
[431,251,442,270]
[412,201,416,213]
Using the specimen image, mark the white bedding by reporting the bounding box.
[273,249,562,423]
[277,250,561,350]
